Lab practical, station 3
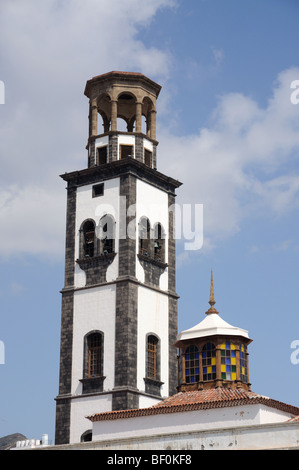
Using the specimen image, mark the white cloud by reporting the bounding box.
[158,67,299,245]
[0,184,65,259]
[0,0,176,258]
[0,1,298,259]
[10,282,26,295]
[273,239,293,252]
[211,46,224,66]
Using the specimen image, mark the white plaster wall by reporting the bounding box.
[72,284,116,395]
[46,420,299,450]
[258,404,293,423]
[70,394,112,444]
[95,135,109,150]
[95,135,153,160]
[136,179,169,290]
[143,138,153,153]
[139,395,162,409]
[92,403,293,442]
[137,286,169,397]
[75,178,120,287]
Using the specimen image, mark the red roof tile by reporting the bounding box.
[87,388,299,422]
[288,415,299,422]
[152,388,257,407]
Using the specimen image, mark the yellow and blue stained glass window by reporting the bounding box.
[202,342,216,381]
[220,341,237,380]
[185,345,199,383]
[240,343,248,383]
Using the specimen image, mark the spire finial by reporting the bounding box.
[206,269,219,315]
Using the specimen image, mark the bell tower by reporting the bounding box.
[55,72,182,445]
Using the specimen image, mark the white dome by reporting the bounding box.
[177,313,250,342]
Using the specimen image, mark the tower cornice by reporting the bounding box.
[84,71,162,100]
[60,158,182,194]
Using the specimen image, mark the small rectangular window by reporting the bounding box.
[97,146,108,165]
[144,149,152,167]
[120,144,134,159]
[92,183,104,198]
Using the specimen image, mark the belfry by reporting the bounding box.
[55,72,182,445]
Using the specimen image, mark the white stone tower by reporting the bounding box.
[55,71,182,445]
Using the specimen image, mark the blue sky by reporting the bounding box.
[0,0,299,442]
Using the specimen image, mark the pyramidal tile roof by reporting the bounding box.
[87,388,299,422]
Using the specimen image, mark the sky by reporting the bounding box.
[0,0,299,443]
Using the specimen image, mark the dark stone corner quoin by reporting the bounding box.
[76,253,116,286]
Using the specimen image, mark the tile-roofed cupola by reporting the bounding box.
[174,271,252,392]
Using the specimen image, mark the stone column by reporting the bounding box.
[111,100,118,131]
[150,109,157,140]
[90,99,98,136]
[135,101,142,133]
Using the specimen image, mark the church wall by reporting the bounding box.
[137,286,169,397]
[72,284,116,394]
[91,404,294,442]
[74,177,120,287]
[258,404,294,423]
[49,420,299,450]
[69,284,116,444]
[138,394,161,408]
[135,178,169,289]
[70,394,113,445]
[134,178,171,399]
